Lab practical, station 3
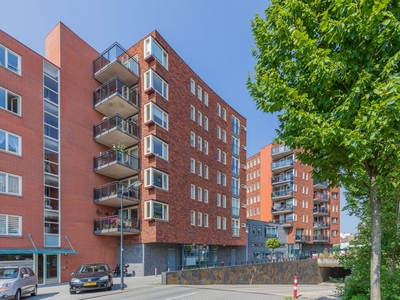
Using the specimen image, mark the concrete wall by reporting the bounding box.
[162,259,323,285]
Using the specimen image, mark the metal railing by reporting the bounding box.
[271,190,294,198]
[94,149,140,171]
[271,145,291,155]
[93,182,140,202]
[313,235,329,242]
[93,114,140,139]
[271,160,294,170]
[313,193,329,200]
[94,215,140,232]
[271,206,294,213]
[271,174,293,184]
[93,77,139,107]
[313,207,329,214]
[294,235,311,242]
[313,222,329,228]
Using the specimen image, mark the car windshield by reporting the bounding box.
[0,268,18,279]
[76,264,109,273]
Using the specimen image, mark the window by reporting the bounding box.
[232,136,240,156]
[222,130,226,143]
[190,106,195,120]
[0,87,21,115]
[217,171,221,184]
[144,135,168,160]
[222,195,226,208]
[222,174,226,186]
[232,178,239,196]
[144,36,168,68]
[332,192,338,199]
[332,217,338,224]
[197,86,202,100]
[217,216,221,229]
[0,172,21,196]
[196,212,202,226]
[232,115,240,136]
[222,217,226,230]
[190,211,195,225]
[190,184,195,199]
[144,69,168,99]
[204,116,208,130]
[0,214,21,236]
[204,189,208,203]
[144,102,168,130]
[217,126,221,139]
[197,162,202,176]
[204,140,208,155]
[232,157,239,176]
[144,168,168,190]
[197,111,202,126]
[0,130,21,155]
[190,132,195,147]
[197,136,202,151]
[197,187,202,201]
[190,158,195,173]
[0,45,21,74]
[190,79,195,94]
[204,165,209,179]
[217,194,221,206]
[217,149,221,161]
[222,108,226,121]
[204,92,208,106]
[204,214,208,227]
[222,152,226,164]
[145,200,168,220]
[332,230,338,237]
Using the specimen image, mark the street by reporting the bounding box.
[32,276,341,300]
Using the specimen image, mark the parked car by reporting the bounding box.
[69,263,113,294]
[0,266,38,300]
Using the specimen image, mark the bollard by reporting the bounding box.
[293,275,298,299]
[155,268,157,277]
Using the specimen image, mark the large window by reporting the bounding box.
[0,87,21,115]
[0,214,21,236]
[232,157,240,176]
[190,211,195,225]
[144,102,168,130]
[0,45,21,74]
[0,130,21,155]
[145,135,168,160]
[145,200,168,220]
[232,115,240,136]
[232,178,239,196]
[144,69,168,99]
[190,79,195,94]
[144,36,168,68]
[232,218,240,236]
[145,167,169,190]
[0,172,21,195]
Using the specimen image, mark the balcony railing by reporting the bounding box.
[313,181,329,189]
[232,145,240,157]
[294,235,311,242]
[93,114,140,148]
[271,206,294,213]
[313,207,329,214]
[93,149,140,179]
[313,235,329,242]
[93,181,140,207]
[271,174,293,185]
[232,207,240,217]
[265,233,278,238]
[271,160,294,172]
[94,215,140,236]
[271,190,294,199]
[93,77,139,118]
[313,193,329,201]
[313,222,329,228]
[93,43,139,86]
[271,145,292,155]
[272,220,294,227]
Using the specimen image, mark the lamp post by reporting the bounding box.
[120,180,142,290]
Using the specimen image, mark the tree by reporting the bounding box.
[247,1,400,299]
[265,238,281,260]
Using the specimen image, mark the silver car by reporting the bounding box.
[0,266,38,300]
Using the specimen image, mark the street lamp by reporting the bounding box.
[120,180,142,290]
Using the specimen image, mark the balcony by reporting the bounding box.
[313,235,329,242]
[272,220,294,227]
[93,181,140,207]
[313,222,329,229]
[271,206,294,215]
[93,43,139,86]
[94,149,140,179]
[313,192,329,203]
[232,207,240,218]
[93,77,139,118]
[313,181,329,190]
[271,160,294,173]
[271,190,294,200]
[313,207,329,216]
[94,215,140,236]
[271,145,293,160]
[93,114,140,148]
[294,235,311,243]
[271,174,293,186]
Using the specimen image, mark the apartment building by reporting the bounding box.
[246,144,340,257]
[0,22,247,283]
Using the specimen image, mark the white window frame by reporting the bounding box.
[222,152,226,164]
[197,86,202,101]
[204,189,208,203]
[0,45,21,75]
[204,140,208,155]
[217,126,221,139]
[217,149,221,161]
[222,195,226,208]
[190,184,196,199]
[145,200,169,220]
[222,108,226,121]
[144,167,169,190]
[222,130,226,143]
[190,211,195,225]
[216,103,221,116]
[190,132,195,147]
[0,87,21,116]
[144,36,168,68]
[144,135,168,160]
[0,172,22,196]
[204,165,209,179]
[217,194,221,206]
[217,171,221,184]
[222,217,226,230]
[144,69,168,99]
[0,214,22,236]
[190,105,195,121]
[222,174,226,186]
[198,212,202,226]
[190,158,195,173]
[144,102,168,130]
[197,136,202,151]
[190,79,195,94]
[0,129,21,155]
[204,214,209,227]
[197,161,202,176]
[217,216,221,229]
[197,187,202,201]
[204,116,208,130]
[197,111,202,126]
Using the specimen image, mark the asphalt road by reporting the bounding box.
[31,275,341,300]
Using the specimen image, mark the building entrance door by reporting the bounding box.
[168,249,175,271]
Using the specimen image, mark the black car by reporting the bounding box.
[69,263,113,294]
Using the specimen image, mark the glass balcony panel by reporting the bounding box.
[93,149,140,179]
[93,181,140,207]
[94,216,140,236]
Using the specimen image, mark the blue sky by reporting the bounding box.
[0,0,358,233]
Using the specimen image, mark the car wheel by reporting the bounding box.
[31,285,38,296]
[14,289,21,300]
[70,290,76,294]
[107,285,112,291]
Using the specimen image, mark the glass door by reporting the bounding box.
[45,254,58,284]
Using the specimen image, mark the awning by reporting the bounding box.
[0,248,79,255]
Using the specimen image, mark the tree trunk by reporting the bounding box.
[370,177,381,300]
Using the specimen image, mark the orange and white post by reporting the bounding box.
[293,275,298,299]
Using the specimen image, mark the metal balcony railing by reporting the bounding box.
[271,160,293,170]
[271,174,293,184]
[271,145,291,155]
[94,77,139,108]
